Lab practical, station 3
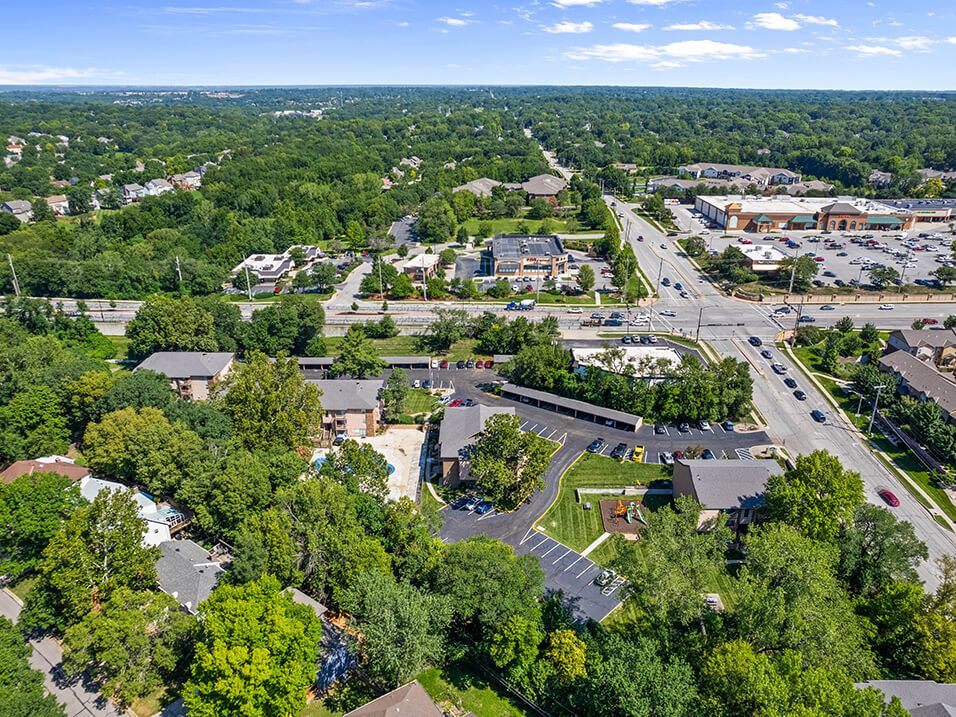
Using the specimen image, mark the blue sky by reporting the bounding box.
[3,0,956,89]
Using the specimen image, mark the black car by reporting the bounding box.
[610,312,624,320]
[794,390,807,401]
[456,360,466,369]
[760,349,773,359]
[799,315,816,323]
[586,438,606,453]
[604,319,623,326]
[701,449,716,460]
[654,424,667,435]
[784,377,798,389]
[748,336,763,347]
[639,335,650,344]
[610,443,628,459]
[661,277,671,287]
[810,409,826,423]
[677,422,690,433]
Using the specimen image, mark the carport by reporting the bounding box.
[296,355,430,376]
[500,383,642,432]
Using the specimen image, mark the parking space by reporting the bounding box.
[516,530,623,622]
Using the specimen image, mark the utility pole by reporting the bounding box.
[793,303,804,334]
[175,255,183,286]
[6,254,20,297]
[868,384,887,434]
[244,266,253,300]
[655,257,663,294]
[787,244,799,295]
[695,306,704,342]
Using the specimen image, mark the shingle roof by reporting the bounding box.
[453,177,501,197]
[879,351,956,416]
[439,404,515,460]
[343,681,443,717]
[136,352,234,380]
[889,329,956,351]
[821,201,864,215]
[156,539,223,613]
[675,459,783,510]
[1,457,90,485]
[284,587,327,618]
[522,174,567,196]
[861,680,956,711]
[3,199,32,212]
[310,379,383,411]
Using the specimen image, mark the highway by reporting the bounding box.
[607,194,956,588]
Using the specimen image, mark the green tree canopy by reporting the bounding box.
[125,295,217,361]
[470,413,552,509]
[328,325,386,379]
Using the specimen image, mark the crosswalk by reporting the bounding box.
[735,447,755,460]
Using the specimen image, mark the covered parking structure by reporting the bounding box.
[500,383,642,432]
[296,355,430,378]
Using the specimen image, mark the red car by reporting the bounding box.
[878,489,900,507]
[474,359,484,368]
[439,360,449,368]
[923,318,939,325]
[813,256,825,262]
[448,399,463,408]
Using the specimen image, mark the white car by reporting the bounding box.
[700,229,710,235]
[879,304,894,310]
[659,310,677,317]
[567,307,583,314]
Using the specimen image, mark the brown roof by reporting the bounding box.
[343,681,443,717]
[879,350,956,416]
[1,458,90,485]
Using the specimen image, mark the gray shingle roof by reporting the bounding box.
[676,459,783,510]
[156,539,223,613]
[136,351,233,380]
[2,199,32,213]
[309,379,383,411]
[861,680,956,711]
[453,177,501,197]
[522,174,567,196]
[821,201,864,215]
[889,329,956,351]
[879,351,956,416]
[343,680,443,717]
[439,404,515,460]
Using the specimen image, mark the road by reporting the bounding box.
[0,590,122,717]
[609,194,956,588]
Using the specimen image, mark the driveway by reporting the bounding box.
[0,590,122,717]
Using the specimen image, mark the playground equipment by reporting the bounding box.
[610,499,648,526]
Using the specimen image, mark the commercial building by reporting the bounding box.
[156,539,224,614]
[309,379,383,438]
[694,195,917,233]
[678,162,801,187]
[401,253,441,281]
[438,404,515,486]
[522,173,567,201]
[136,351,234,401]
[230,245,322,285]
[879,199,956,224]
[672,459,784,534]
[452,177,502,197]
[490,234,567,278]
[571,346,681,379]
[740,244,789,273]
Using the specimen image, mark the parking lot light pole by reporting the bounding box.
[868,384,887,434]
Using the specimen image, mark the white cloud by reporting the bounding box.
[652,60,685,69]
[612,22,651,32]
[665,20,734,31]
[396,20,409,27]
[948,37,956,44]
[626,0,681,5]
[747,12,801,31]
[0,65,104,84]
[894,35,934,51]
[543,20,593,33]
[551,0,604,5]
[437,16,470,26]
[566,39,763,65]
[793,14,838,26]
[846,44,902,57]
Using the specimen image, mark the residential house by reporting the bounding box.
[453,177,502,197]
[438,404,515,485]
[522,174,567,201]
[879,350,956,424]
[122,183,146,204]
[46,195,69,216]
[678,162,801,187]
[672,459,784,534]
[401,253,441,282]
[79,475,186,547]
[887,330,956,368]
[399,156,422,170]
[343,680,445,717]
[648,176,742,193]
[781,180,835,195]
[309,379,383,438]
[1,199,32,222]
[918,168,956,183]
[869,170,894,188]
[860,680,956,716]
[156,539,224,613]
[491,234,567,279]
[285,587,327,619]
[1,455,90,485]
[145,178,174,196]
[136,351,234,401]
[170,171,201,190]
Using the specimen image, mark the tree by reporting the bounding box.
[835,316,854,333]
[838,503,927,598]
[0,617,66,717]
[477,220,494,238]
[415,197,457,243]
[860,322,879,345]
[0,211,21,236]
[577,263,595,293]
[418,308,470,353]
[125,295,217,361]
[781,255,819,292]
[230,508,301,586]
[381,367,410,422]
[946,315,956,330]
[545,629,587,685]
[0,472,84,581]
[319,439,390,500]
[389,272,416,299]
[0,384,71,462]
[819,331,842,375]
[343,571,451,689]
[220,352,323,452]
[471,414,552,509]
[439,248,457,266]
[312,262,338,292]
[487,615,544,675]
[869,266,901,289]
[765,450,864,543]
[243,295,325,356]
[184,575,322,717]
[66,185,92,215]
[684,235,706,257]
[63,588,195,707]
[329,325,386,379]
[933,266,956,286]
[528,198,553,219]
[21,489,159,632]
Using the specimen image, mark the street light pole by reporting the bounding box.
[696,306,704,342]
[655,257,663,295]
[868,384,887,434]
[787,244,799,295]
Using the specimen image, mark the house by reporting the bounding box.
[343,680,445,717]
[918,168,956,183]
[284,587,327,619]
[46,195,69,215]
[860,680,956,716]
[490,234,567,279]
[437,404,515,486]
[522,174,567,200]
[672,459,784,533]
[1,199,32,222]
[1,455,90,485]
[144,178,174,196]
[309,379,383,438]
[401,253,441,282]
[869,170,894,188]
[879,350,956,424]
[135,351,234,401]
[399,156,422,170]
[122,183,146,204]
[887,330,956,368]
[453,177,502,197]
[156,539,224,613]
[648,176,742,193]
[170,171,201,189]
[782,180,835,195]
[678,162,801,187]
[79,475,186,547]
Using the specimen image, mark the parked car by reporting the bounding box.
[448,399,463,408]
[701,449,716,460]
[677,422,690,433]
[810,409,827,423]
[631,445,645,463]
[456,360,466,369]
[475,501,494,515]
[660,451,674,466]
[721,420,734,432]
[595,569,617,588]
[440,360,449,368]
[697,420,711,431]
[586,438,606,453]
[878,489,900,507]
[463,496,480,511]
[431,359,439,369]
[611,442,628,460]
[332,434,346,447]
[654,423,667,435]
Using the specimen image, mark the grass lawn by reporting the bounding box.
[299,701,341,717]
[8,574,36,601]
[405,388,439,415]
[107,335,131,360]
[462,216,589,237]
[482,291,600,306]
[131,688,176,717]
[416,661,532,717]
[535,454,671,552]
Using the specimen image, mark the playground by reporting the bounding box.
[599,498,648,538]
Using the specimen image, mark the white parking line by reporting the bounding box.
[520,530,538,545]
[476,510,499,521]
[552,549,571,565]
[564,555,585,572]
[541,542,561,558]
[519,421,529,430]
[531,537,549,551]
[576,562,595,579]
[545,429,557,440]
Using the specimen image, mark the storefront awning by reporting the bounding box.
[789,214,816,223]
[866,216,904,225]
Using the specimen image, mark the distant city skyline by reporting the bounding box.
[2,0,955,90]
